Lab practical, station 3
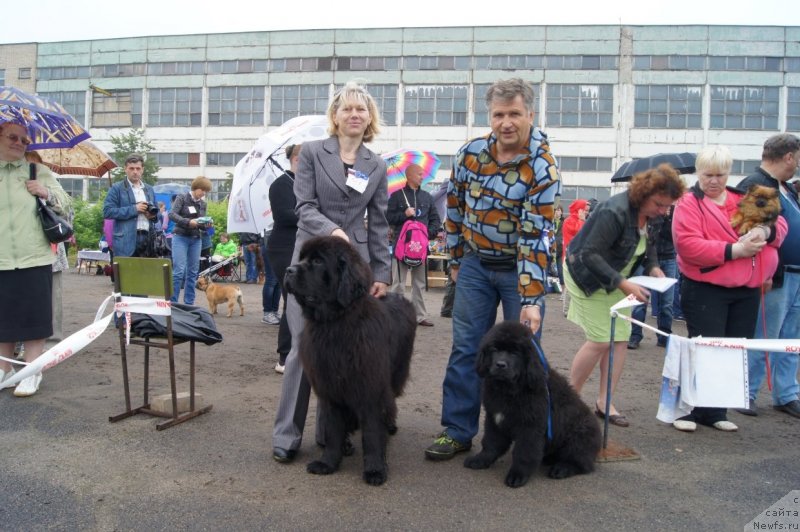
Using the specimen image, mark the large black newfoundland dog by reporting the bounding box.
[283,236,416,485]
[464,322,601,487]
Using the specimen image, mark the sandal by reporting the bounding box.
[595,402,630,428]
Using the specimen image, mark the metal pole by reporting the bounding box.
[603,313,617,449]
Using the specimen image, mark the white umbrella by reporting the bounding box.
[227,115,328,234]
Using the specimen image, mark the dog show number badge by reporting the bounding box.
[346,168,369,194]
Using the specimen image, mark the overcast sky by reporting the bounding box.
[2,0,799,44]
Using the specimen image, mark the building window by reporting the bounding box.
[546,84,613,127]
[710,86,779,130]
[40,91,87,124]
[404,85,468,126]
[633,55,706,71]
[403,56,472,71]
[208,86,265,126]
[634,85,702,129]
[0,69,5,85]
[152,153,193,166]
[148,88,202,127]
[334,83,396,125]
[18,68,32,80]
[731,159,761,176]
[788,88,800,131]
[474,55,544,70]
[558,156,613,172]
[709,56,782,72]
[206,153,247,166]
[546,55,617,70]
[91,89,142,128]
[269,85,329,125]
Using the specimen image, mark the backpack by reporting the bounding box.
[394,218,429,267]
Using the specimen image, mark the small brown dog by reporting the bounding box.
[731,185,781,236]
[196,276,244,318]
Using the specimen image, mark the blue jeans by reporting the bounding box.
[171,234,201,305]
[650,258,676,334]
[440,254,545,445]
[261,242,280,313]
[243,245,258,282]
[747,270,800,405]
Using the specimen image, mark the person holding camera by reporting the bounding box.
[169,176,213,305]
[103,154,159,259]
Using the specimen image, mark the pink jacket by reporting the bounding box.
[673,186,787,288]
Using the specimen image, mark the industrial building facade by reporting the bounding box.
[2,24,799,200]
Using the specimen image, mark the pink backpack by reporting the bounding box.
[394,218,429,267]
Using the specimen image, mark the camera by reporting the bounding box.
[146,203,159,216]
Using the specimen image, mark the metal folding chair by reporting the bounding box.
[110,257,213,430]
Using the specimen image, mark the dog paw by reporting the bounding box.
[307,460,337,475]
[464,454,493,470]
[548,463,578,479]
[504,469,531,488]
[363,467,387,486]
[386,422,398,435]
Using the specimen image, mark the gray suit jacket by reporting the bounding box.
[293,136,391,284]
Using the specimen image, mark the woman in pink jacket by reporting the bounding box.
[672,145,787,433]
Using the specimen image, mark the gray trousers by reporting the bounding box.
[271,293,324,450]
[390,258,427,322]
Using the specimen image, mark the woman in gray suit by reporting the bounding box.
[272,81,391,463]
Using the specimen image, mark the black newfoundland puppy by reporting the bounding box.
[283,236,416,486]
[464,322,601,487]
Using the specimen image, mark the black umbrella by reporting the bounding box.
[610,152,696,182]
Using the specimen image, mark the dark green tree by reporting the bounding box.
[109,129,160,185]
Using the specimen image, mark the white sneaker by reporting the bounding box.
[673,419,697,432]
[274,363,285,374]
[712,420,738,432]
[262,312,280,325]
[14,372,42,397]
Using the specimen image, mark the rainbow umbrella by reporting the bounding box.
[0,86,90,149]
[381,149,441,195]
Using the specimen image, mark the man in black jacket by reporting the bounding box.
[387,163,441,327]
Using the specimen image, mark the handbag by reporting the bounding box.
[30,163,74,244]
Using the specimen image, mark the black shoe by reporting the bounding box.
[656,337,668,348]
[627,338,641,350]
[440,312,452,318]
[272,447,296,463]
[735,401,758,417]
[424,432,471,461]
[773,399,800,419]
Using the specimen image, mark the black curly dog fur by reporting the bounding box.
[464,322,601,487]
[283,236,416,486]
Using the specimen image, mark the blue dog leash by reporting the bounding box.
[531,337,553,442]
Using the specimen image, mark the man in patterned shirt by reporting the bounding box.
[425,78,561,461]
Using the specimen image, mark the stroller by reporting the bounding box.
[198,253,242,282]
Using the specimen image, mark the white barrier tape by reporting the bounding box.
[0,293,173,390]
[611,296,800,353]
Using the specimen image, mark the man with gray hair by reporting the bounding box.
[736,133,800,419]
[425,78,561,460]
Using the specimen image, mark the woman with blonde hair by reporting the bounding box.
[671,145,787,432]
[272,81,389,463]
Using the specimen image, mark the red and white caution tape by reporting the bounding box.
[0,294,171,390]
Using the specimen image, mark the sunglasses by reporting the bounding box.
[1,133,32,146]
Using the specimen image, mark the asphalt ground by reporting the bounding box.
[1,271,797,530]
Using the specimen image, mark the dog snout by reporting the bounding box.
[755,198,767,208]
[494,360,508,370]
[284,266,298,291]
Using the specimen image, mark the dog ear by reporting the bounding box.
[336,254,368,307]
[475,344,492,378]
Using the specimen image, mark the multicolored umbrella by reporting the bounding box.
[0,86,91,149]
[381,149,441,195]
[35,140,117,177]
